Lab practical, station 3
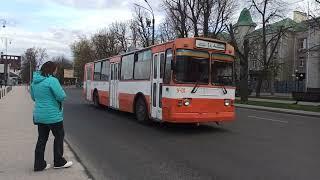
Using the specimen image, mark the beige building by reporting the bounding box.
[235,9,320,93]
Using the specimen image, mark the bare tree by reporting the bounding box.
[200,0,214,37]
[128,20,139,48]
[227,24,250,102]
[163,0,191,38]
[186,0,202,36]
[132,6,152,47]
[91,29,113,59]
[110,22,129,51]
[251,0,289,97]
[199,0,236,37]
[51,56,73,84]
[158,19,177,42]
[162,0,235,38]
[20,48,48,83]
[209,0,235,38]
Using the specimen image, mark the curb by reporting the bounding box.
[64,139,95,180]
[235,104,320,118]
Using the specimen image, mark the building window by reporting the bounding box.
[299,60,304,67]
[252,60,257,69]
[298,38,307,49]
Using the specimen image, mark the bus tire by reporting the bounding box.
[135,97,149,123]
[93,90,100,108]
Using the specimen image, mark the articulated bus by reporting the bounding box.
[83,37,235,124]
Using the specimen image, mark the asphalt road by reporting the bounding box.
[63,88,320,180]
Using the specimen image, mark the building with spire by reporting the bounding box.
[234,8,320,94]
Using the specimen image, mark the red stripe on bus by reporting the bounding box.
[162,98,235,123]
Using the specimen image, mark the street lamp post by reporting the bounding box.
[134,0,155,45]
[1,19,8,86]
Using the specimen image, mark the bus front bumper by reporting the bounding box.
[163,111,235,123]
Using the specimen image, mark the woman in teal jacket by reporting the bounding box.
[30,61,72,171]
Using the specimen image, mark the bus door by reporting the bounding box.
[85,64,92,101]
[151,52,164,120]
[110,63,119,109]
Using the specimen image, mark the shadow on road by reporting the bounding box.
[86,103,230,135]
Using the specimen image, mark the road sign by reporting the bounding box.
[64,69,74,78]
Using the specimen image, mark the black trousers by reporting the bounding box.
[34,121,67,171]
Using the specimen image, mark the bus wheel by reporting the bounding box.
[93,91,100,108]
[135,97,149,123]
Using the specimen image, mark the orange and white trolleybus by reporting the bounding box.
[83,37,235,124]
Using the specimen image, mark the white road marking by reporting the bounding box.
[248,115,289,124]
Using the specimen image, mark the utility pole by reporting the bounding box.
[144,0,155,45]
[1,19,7,86]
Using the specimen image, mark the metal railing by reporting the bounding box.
[0,86,12,99]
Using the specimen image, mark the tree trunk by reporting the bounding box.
[270,71,275,95]
[240,39,249,102]
[255,74,263,97]
[240,59,249,102]
[240,73,249,102]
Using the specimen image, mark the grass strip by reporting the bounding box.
[236,100,320,113]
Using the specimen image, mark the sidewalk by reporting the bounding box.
[236,97,320,106]
[0,86,90,180]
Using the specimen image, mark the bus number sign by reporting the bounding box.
[196,40,225,50]
[177,88,186,93]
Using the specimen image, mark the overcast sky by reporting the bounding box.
[0,0,315,60]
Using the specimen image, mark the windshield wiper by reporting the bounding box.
[191,72,206,94]
[221,84,228,94]
[191,80,200,94]
[216,76,228,94]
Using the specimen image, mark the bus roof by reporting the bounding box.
[86,37,234,64]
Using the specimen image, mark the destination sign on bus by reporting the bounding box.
[195,40,225,50]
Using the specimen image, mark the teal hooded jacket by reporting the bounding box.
[30,71,66,124]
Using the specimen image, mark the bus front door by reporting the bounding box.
[110,63,119,109]
[151,52,164,120]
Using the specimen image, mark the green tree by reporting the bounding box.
[71,38,95,82]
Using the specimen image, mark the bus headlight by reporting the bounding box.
[224,99,231,106]
[184,99,191,106]
[178,99,191,107]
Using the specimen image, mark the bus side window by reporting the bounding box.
[164,49,172,84]
[134,50,151,80]
[160,53,165,79]
[121,54,135,80]
[94,62,102,81]
[101,60,110,81]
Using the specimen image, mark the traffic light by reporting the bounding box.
[295,73,305,81]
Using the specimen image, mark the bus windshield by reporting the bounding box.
[211,61,234,86]
[174,49,209,84]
